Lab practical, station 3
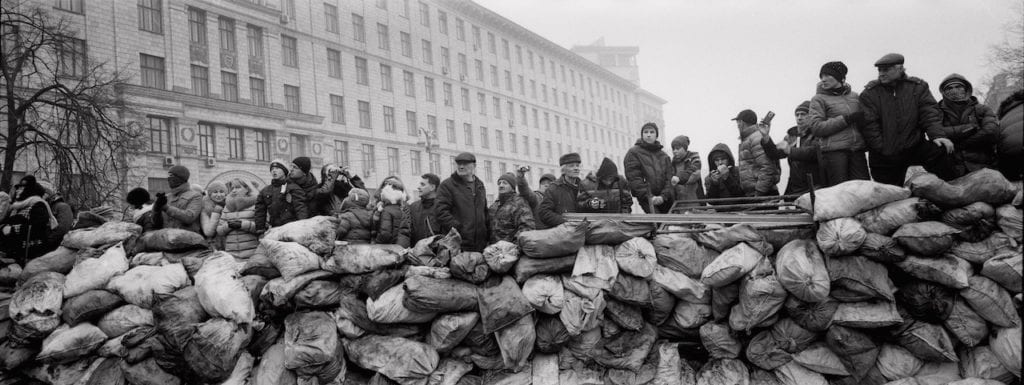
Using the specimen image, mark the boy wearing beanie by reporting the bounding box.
[290,156,319,209]
[773,101,822,195]
[577,158,633,214]
[624,122,675,213]
[489,172,535,243]
[255,159,308,232]
[669,135,705,204]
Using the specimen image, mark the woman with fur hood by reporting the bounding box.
[374,182,411,247]
[577,158,634,214]
[217,179,260,259]
[1,176,57,265]
[336,188,374,243]
[489,172,536,243]
[200,181,228,249]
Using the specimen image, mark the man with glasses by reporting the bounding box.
[859,53,955,185]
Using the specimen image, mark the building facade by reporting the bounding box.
[20,0,665,201]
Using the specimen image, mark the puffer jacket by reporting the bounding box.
[935,74,999,175]
[375,187,410,247]
[807,83,865,151]
[577,173,633,214]
[436,173,489,252]
[537,175,581,228]
[997,89,1023,180]
[216,194,258,259]
[163,183,203,233]
[623,140,675,204]
[488,193,535,243]
[254,178,308,231]
[738,125,781,196]
[705,143,744,199]
[337,200,373,243]
[859,74,944,157]
[672,150,705,202]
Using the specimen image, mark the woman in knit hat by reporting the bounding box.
[1,175,57,265]
[255,159,309,233]
[805,61,869,187]
[200,180,228,249]
[488,172,535,243]
[217,178,260,259]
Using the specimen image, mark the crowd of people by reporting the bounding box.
[1,53,1021,264]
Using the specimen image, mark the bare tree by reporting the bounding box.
[1,1,146,210]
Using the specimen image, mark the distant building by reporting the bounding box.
[573,38,666,128]
[11,0,665,200]
[984,72,1023,110]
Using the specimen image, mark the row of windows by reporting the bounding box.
[147,117,272,161]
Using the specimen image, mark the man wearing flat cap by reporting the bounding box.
[537,152,584,227]
[859,53,956,185]
[624,122,676,213]
[436,152,489,252]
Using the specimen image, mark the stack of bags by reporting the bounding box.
[0,169,1020,385]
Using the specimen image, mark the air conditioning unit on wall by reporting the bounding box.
[205,158,217,168]
[163,156,175,167]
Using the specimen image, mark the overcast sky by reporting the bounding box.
[475,0,1020,185]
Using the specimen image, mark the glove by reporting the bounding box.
[154,193,167,210]
[651,196,664,206]
[212,205,224,214]
[671,176,680,185]
[1,225,10,236]
[228,220,241,229]
[844,111,865,125]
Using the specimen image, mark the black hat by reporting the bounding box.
[559,153,581,166]
[497,173,518,190]
[539,173,556,184]
[292,157,311,174]
[126,187,151,206]
[454,152,476,164]
[874,53,905,67]
[640,122,659,138]
[168,165,190,182]
[819,61,848,83]
[795,101,811,114]
[731,109,757,125]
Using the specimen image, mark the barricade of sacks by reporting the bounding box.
[0,168,1021,385]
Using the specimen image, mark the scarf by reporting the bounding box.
[497,190,515,203]
[133,204,154,223]
[9,196,58,230]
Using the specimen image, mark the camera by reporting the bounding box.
[518,166,530,173]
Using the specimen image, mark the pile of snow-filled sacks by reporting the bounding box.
[0,168,1021,385]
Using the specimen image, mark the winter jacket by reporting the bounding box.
[375,204,411,247]
[738,125,781,196]
[807,83,865,152]
[436,173,489,252]
[997,90,1023,180]
[254,178,308,231]
[577,173,633,214]
[514,174,546,230]
[291,173,318,211]
[624,140,675,204]
[336,200,374,243]
[200,197,225,249]
[488,193,535,243]
[131,204,159,233]
[46,197,73,248]
[310,171,361,217]
[1,197,54,263]
[705,143,745,200]
[409,196,440,244]
[162,183,203,233]
[672,150,705,203]
[859,75,945,157]
[780,125,822,195]
[537,175,581,228]
[935,75,1000,175]
[216,194,259,259]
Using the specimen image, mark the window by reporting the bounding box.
[401,0,410,17]
[383,106,396,133]
[188,7,206,45]
[517,75,524,95]
[355,56,368,85]
[463,123,473,146]
[283,85,300,112]
[455,18,465,41]
[418,2,430,27]
[524,136,531,155]
[380,64,392,91]
[227,127,243,159]
[221,71,238,101]
[358,101,371,128]
[282,0,296,20]
[400,32,411,57]
[424,77,435,102]
[535,138,540,157]
[489,65,498,87]
[493,97,501,119]
[249,77,265,106]
[499,162,507,174]
[362,144,376,173]
[376,0,387,9]
[530,80,536,98]
[484,161,493,181]
[504,71,512,91]
[460,88,470,111]
[474,59,483,81]
[56,0,83,13]
[516,45,522,64]
[325,4,339,33]
[330,94,345,123]
[495,129,504,151]
[352,14,365,42]
[254,129,270,161]
[147,116,172,153]
[190,65,209,96]
[471,25,481,48]
[440,47,450,70]
[198,123,215,157]
[542,84,547,103]
[427,115,437,142]
[528,50,534,69]
[139,54,165,89]
[509,132,517,153]
[327,48,342,78]
[438,11,448,34]
[520,105,527,123]
[421,40,432,65]
[334,140,349,164]
[487,32,496,54]
[446,120,456,143]
[442,82,453,106]
[430,153,441,174]
[477,92,486,116]
[403,70,415,97]
[480,127,489,148]
[457,53,467,78]
[281,35,297,67]
[138,0,162,33]
[411,150,422,174]
[246,25,263,57]
[502,39,510,59]
[218,17,235,53]
[376,23,389,50]
[405,111,417,136]
[57,37,87,77]
[507,101,514,122]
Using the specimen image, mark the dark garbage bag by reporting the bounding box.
[183,318,251,382]
[592,322,658,372]
[942,202,998,242]
[644,280,677,326]
[652,233,718,278]
[584,219,654,245]
[293,280,344,309]
[855,197,942,236]
[535,314,571,353]
[450,251,490,284]
[710,282,739,322]
[462,318,500,356]
[477,276,535,334]
[361,268,407,300]
[152,286,208,353]
[892,221,960,256]
[0,339,39,370]
[907,168,1017,208]
[604,298,643,331]
[895,279,956,323]
[427,312,479,353]
[825,325,879,383]
[62,290,125,326]
[513,254,576,284]
[784,296,837,333]
[20,246,78,283]
[828,255,895,302]
[344,335,440,385]
[403,275,479,313]
[134,229,208,252]
[696,223,774,256]
[283,311,338,377]
[607,273,651,307]
[859,233,907,264]
[517,220,588,258]
[495,313,535,371]
[700,322,741,359]
[746,329,792,370]
[246,319,280,356]
[407,228,461,268]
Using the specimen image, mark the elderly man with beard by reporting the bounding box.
[537,153,584,227]
[436,152,489,252]
[488,172,535,243]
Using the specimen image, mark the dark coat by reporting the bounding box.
[624,140,675,205]
[254,179,308,231]
[162,184,203,233]
[577,173,633,214]
[738,125,781,196]
[537,175,581,228]
[705,143,745,200]
[936,97,999,176]
[488,194,535,243]
[336,201,373,243]
[997,90,1023,180]
[291,172,318,211]
[46,198,73,248]
[672,151,705,202]
[1,198,52,264]
[375,203,411,247]
[436,173,489,252]
[409,197,440,245]
[778,125,822,195]
[859,75,944,158]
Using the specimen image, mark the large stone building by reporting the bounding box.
[19,0,665,200]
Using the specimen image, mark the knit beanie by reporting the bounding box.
[292,156,311,175]
[497,173,518,190]
[348,188,370,207]
[795,101,811,114]
[270,159,289,175]
[168,165,190,182]
[206,181,228,194]
[670,135,691,151]
[559,152,581,166]
[126,187,151,207]
[640,122,659,138]
[819,61,848,84]
[539,173,556,184]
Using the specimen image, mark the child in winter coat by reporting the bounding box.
[577,158,633,214]
[336,188,373,243]
[374,183,411,247]
[217,179,259,259]
[705,143,745,201]
[670,135,705,204]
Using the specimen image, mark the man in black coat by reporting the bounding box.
[436,153,489,252]
[409,173,441,244]
[537,153,583,228]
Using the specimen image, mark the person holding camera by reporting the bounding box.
[217,178,259,259]
[311,163,364,216]
[705,143,745,200]
[577,158,633,214]
[538,153,583,227]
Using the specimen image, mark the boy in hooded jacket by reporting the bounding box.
[374,182,411,247]
[705,143,745,200]
[336,188,373,243]
[624,122,675,213]
[577,158,633,213]
[669,135,705,204]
